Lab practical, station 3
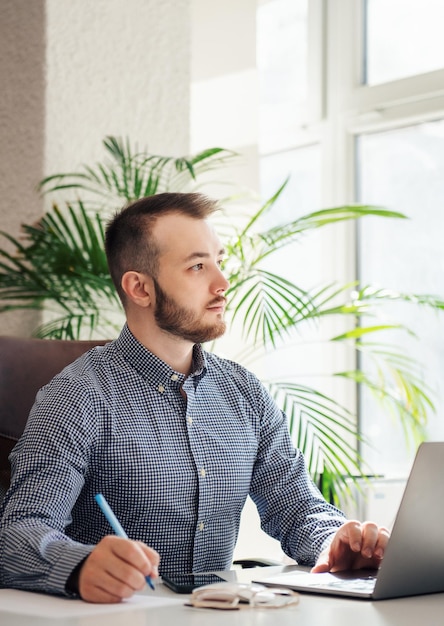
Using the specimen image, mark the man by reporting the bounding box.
[0,192,389,603]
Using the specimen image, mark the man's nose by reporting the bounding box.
[214,267,229,293]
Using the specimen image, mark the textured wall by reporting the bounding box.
[0,0,46,335]
[0,0,191,336]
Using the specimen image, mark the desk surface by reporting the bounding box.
[1,565,443,626]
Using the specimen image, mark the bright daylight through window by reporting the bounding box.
[257,0,444,494]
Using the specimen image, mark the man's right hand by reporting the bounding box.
[78,535,160,603]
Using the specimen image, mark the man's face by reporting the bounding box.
[150,213,229,344]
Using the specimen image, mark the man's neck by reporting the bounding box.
[127,321,195,375]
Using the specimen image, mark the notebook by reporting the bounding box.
[254,442,444,600]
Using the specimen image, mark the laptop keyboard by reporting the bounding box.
[320,576,377,592]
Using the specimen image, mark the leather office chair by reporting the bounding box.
[0,335,107,501]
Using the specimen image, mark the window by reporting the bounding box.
[364,0,444,85]
[260,146,322,383]
[256,0,444,481]
[257,0,309,151]
[356,120,444,475]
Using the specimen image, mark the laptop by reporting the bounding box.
[254,442,444,600]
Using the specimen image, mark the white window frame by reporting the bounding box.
[259,0,444,451]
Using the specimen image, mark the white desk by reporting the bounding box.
[1,565,443,626]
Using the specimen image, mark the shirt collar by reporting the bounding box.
[115,324,207,386]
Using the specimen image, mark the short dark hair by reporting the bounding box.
[105,192,218,303]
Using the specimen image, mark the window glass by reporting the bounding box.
[356,120,444,476]
[257,0,308,151]
[260,146,321,287]
[364,0,444,85]
[259,146,322,382]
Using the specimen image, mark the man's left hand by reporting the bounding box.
[311,520,390,573]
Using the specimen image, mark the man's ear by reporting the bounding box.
[121,271,153,308]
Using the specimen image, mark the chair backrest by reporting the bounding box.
[0,336,107,500]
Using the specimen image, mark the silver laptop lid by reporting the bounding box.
[372,441,444,599]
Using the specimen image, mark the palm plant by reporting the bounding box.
[1,136,443,502]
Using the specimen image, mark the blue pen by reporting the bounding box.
[95,493,155,590]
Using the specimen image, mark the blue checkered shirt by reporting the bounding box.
[0,324,346,596]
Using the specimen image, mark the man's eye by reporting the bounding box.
[191,263,203,271]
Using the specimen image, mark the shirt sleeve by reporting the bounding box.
[0,377,97,595]
[248,378,347,566]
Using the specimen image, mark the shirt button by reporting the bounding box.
[187,416,193,426]
[171,374,179,381]
[157,384,165,393]
[199,522,205,531]
[200,468,206,478]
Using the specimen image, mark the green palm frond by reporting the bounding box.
[256,206,406,264]
[38,136,238,205]
[268,381,368,504]
[226,270,317,346]
[35,311,120,341]
[337,342,434,445]
[0,201,121,338]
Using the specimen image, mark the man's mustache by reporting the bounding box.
[208,296,227,307]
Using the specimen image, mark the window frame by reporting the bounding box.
[258,0,444,467]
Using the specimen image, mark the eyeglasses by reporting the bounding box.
[189,581,300,610]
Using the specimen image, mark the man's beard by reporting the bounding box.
[153,278,227,344]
